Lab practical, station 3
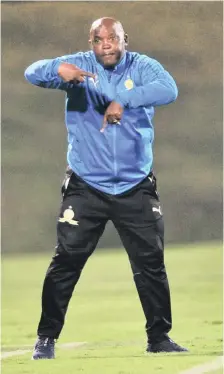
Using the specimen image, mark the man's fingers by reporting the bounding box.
[100,116,108,133]
[77,76,85,83]
[100,116,121,132]
[81,70,96,79]
[107,115,120,124]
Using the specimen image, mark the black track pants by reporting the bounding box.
[38,171,172,341]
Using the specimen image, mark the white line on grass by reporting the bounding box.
[179,356,223,374]
[1,350,31,359]
[1,341,86,359]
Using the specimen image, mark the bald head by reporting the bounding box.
[90,17,125,36]
[89,17,128,68]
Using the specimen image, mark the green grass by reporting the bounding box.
[2,242,223,374]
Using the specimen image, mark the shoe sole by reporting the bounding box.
[32,356,55,360]
[146,351,189,355]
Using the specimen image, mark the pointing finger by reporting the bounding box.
[100,116,108,133]
[80,70,96,79]
[78,76,85,83]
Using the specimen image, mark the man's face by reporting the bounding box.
[89,22,126,68]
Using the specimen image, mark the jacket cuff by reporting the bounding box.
[114,92,129,108]
[52,60,63,76]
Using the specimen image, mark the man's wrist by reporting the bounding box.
[113,96,126,108]
[53,61,63,76]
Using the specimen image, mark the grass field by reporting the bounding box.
[1,242,223,374]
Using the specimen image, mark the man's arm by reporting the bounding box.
[115,56,178,109]
[24,53,95,90]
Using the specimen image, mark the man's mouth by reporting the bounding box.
[102,53,115,57]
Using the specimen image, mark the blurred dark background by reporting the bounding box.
[2,2,223,253]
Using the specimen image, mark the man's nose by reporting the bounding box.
[102,39,112,49]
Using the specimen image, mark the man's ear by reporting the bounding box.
[89,39,93,49]
[124,33,129,46]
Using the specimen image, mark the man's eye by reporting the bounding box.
[94,39,100,44]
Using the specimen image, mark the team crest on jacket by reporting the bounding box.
[124,79,134,90]
[58,206,79,226]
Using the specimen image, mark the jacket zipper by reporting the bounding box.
[107,70,113,83]
[106,69,117,194]
[112,125,117,194]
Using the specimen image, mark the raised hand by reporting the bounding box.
[58,62,95,83]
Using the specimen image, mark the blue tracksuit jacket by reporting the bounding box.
[24,50,178,195]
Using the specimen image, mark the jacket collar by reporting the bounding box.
[90,50,127,74]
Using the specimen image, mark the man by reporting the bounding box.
[25,17,187,360]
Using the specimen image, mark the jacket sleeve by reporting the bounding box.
[24,54,83,90]
[115,56,178,108]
